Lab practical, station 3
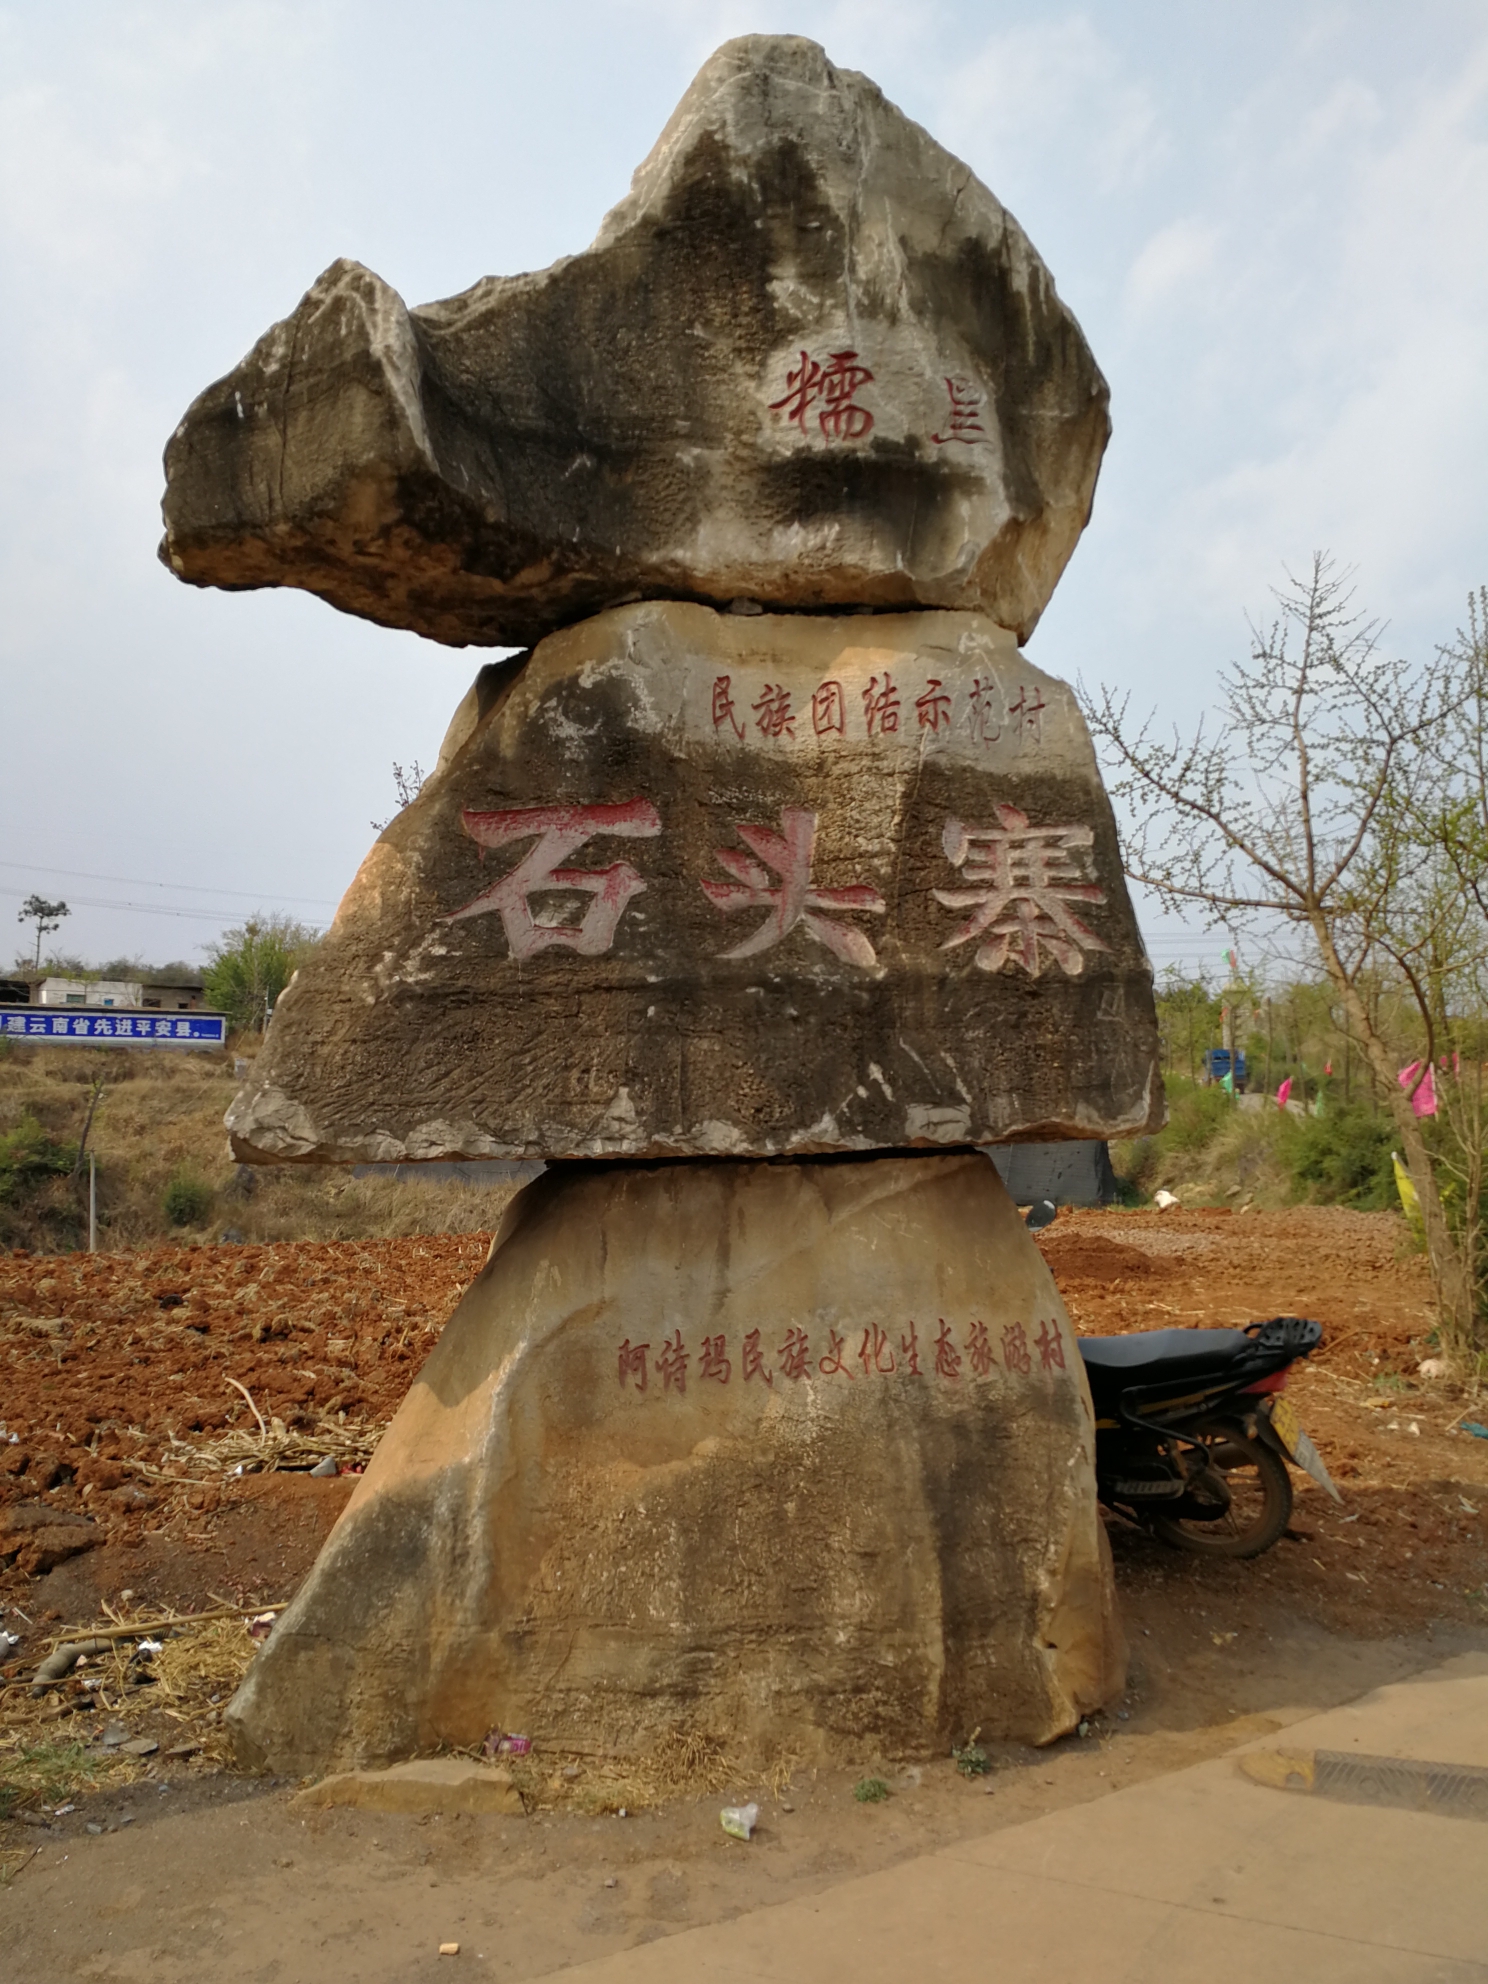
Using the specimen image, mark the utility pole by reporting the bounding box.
[88,1152,96,1254]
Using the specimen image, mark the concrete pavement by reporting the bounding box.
[553,1652,1488,1983]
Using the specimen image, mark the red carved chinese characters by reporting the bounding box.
[863,673,901,738]
[712,675,745,740]
[817,1328,854,1378]
[752,684,796,740]
[915,679,952,734]
[701,807,887,967]
[447,800,662,960]
[935,805,1110,979]
[612,1319,1047,1395]
[931,375,988,445]
[1001,1322,1032,1376]
[657,1330,689,1394]
[812,680,846,737]
[700,1334,732,1382]
[742,1328,774,1386]
[770,349,875,440]
[859,1325,897,1376]
[1008,684,1047,747]
[779,1328,812,1381]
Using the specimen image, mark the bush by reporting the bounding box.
[1284,1101,1396,1210]
[163,1170,213,1227]
[0,1114,75,1203]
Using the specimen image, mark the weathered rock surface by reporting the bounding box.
[293,1759,523,1815]
[227,602,1160,1165]
[160,35,1108,649]
[226,1152,1124,1777]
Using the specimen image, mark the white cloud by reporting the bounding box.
[1123,217,1222,319]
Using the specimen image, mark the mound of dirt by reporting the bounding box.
[1038,1232,1165,1282]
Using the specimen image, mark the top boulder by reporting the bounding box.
[160,36,1109,649]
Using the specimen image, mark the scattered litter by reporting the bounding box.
[617,1807,627,1819]
[438,1943,460,1957]
[482,1730,531,1757]
[246,1613,278,1644]
[720,1802,759,1839]
[1459,1421,1488,1441]
[309,1456,339,1478]
[1077,1719,1091,1736]
[136,1639,163,1659]
[85,1823,103,1836]
[0,1629,20,1653]
[1408,1421,1421,1437]
[1462,1499,1481,1517]
[1417,1357,1450,1379]
[603,1877,617,1889]
[29,1638,113,1694]
[1153,1190,1180,1211]
[53,1804,75,1816]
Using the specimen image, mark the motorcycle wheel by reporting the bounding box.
[1149,1427,1292,1559]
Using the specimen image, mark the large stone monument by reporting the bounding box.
[163,35,1159,1777]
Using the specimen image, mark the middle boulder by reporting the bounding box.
[227,601,1161,1166]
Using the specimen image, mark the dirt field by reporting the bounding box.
[2,1205,1485,1982]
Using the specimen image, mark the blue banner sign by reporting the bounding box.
[0,1010,227,1046]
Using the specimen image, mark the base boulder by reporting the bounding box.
[227,1151,1123,1777]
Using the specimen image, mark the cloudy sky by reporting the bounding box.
[3,0,1485,980]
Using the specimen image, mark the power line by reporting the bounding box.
[0,859,337,910]
[0,886,318,925]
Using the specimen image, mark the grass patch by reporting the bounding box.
[0,1736,112,1820]
[853,1776,891,1803]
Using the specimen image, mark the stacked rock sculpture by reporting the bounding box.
[163,36,1160,1777]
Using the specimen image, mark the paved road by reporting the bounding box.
[553,1652,1488,1983]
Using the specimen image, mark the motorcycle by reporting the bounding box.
[1078,1316,1341,1558]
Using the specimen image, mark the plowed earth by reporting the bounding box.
[2,1208,1486,1984]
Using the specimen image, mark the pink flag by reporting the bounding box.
[1276,1077,1292,1109]
[1398,1061,1437,1118]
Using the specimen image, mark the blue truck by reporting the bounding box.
[1202,1048,1248,1089]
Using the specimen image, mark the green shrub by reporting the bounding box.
[163,1169,213,1227]
[853,1776,891,1803]
[0,1113,75,1203]
[1283,1101,1396,1209]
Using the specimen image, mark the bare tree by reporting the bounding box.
[1083,555,1483,1353]
[371,761,427,834]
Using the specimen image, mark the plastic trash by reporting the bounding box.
[720,1802,759,1840]
[309,1455,339,1478]
[1153,1190,1180,1211]
[135,1639,164,1658]
[1460,1421,1488,1441]
[482,1729,532,1757]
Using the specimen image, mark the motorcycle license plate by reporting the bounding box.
[1268,1397,1343,1502]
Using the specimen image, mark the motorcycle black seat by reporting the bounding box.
[1078,1328,1253,1380]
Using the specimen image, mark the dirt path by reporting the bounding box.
[2,1206,1485,1981]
